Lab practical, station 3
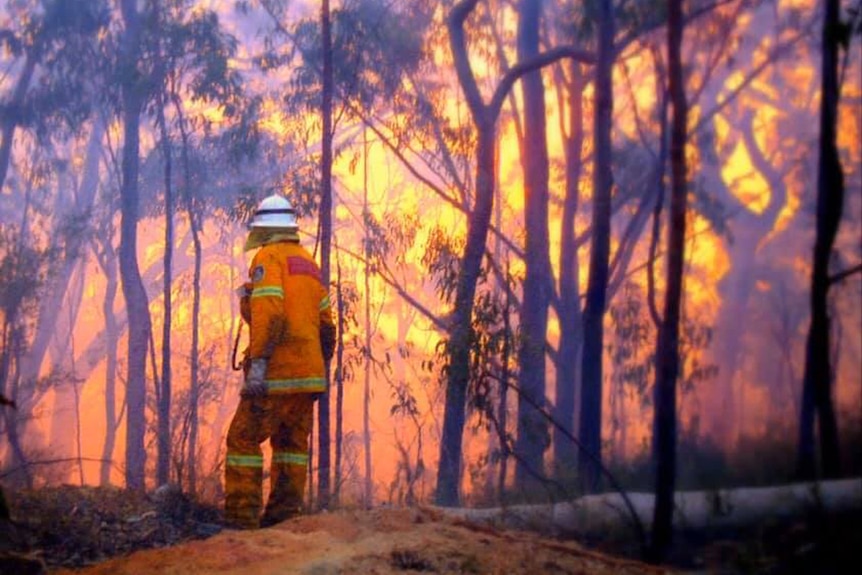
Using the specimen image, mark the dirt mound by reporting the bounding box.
[48,506,667,575]
[1,485,665,574]
[5,484,858,574]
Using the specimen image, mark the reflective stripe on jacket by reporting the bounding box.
[248,241,334,393]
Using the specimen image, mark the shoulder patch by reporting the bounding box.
[251,265,265,283]
[287,256,321,281]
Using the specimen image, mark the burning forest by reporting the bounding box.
[1,0,861,573]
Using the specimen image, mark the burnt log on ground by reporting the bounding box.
[440,478,862,541]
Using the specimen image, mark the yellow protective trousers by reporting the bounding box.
[224,393,314,528]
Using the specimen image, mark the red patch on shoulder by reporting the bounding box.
[287,257,321,281]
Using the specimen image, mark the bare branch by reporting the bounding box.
[830,263,862,285]
[490,46,596,117]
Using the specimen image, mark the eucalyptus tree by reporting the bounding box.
[649,0,687,560]
[0,0,109,483]
[314,0,333,507]
[436,0,595,507]
[2,0,110,396]
[88,172,123,486]
[256,0,432,507]
[0,0,108,192]
[0,193,59,485]
[140,0,245,490]
[113,0,153,491]
[511,0,554,494]
[796,0,859,481]
[574,0,615,495]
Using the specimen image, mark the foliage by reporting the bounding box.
[0,225,59,337]
[606,282,719,413]
[283,0,432,114]
[1,0,110,141]
[421,226,464,307]
[613,406,862,493]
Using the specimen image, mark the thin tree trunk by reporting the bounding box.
[497,260,512,499]
[98,241,121,486]
[554,60,585,482]
[578,0,614,494]
[514,0,552,494]
[172,94,202,493]
[156,91,174,488]
[362,128,373,508]
[317,0,334,509]
[649,0,687,560]
[334,252,345,506]
[796,0,844,481]
[118,0,151,491]
[187,195,202,493]
[437,124,496,506]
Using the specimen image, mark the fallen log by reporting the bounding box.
[440,478,862,540]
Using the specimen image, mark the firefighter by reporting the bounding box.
[224,194,336,529]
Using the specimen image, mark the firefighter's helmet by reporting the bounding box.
[248,194,298,229]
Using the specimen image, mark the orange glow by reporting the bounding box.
[5,0,861,506]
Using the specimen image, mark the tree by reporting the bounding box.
[0,2,109,471]
[649,0,688,561]
[513,0,553,494]
[795,0,853,481]
[0,203,59,486]
[578,0,614,494]
[118,0,152,491]
[436,0,594,506]
[552,46,586,485]
[0,0,107,192]
[153,8,176,486]
[89,179,122,486]
[258,0,433,507]
[317,0,335,510]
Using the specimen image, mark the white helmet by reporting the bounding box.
[248,194,298,229]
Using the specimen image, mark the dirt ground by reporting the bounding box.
[1,485,860,574]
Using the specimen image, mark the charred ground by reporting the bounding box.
[0,484,860,574]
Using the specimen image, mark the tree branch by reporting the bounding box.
[490,46,596,117]
[830,263,862,285]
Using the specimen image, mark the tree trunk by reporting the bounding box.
[156,93,174,488]
[437,0,594,506]
[362,130,373,508]
[513,0,552,494]
[334,254,345,506]
[437,122,497,506]
[317,0,334,510]
[445,478,862,540]
[796,0,844,481]
[173,93,202,493]
[119,0,151,491]
[98,241,120,486]
[649,0,687,560]
[187,212,202,492]
[578,0,614,494]
[553,60,585,482]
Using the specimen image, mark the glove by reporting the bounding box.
[241,359,268,398]
[237,283,253,324]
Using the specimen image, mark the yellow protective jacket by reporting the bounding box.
[248,240,334,394]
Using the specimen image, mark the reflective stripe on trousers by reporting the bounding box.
[225,393,314,528]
